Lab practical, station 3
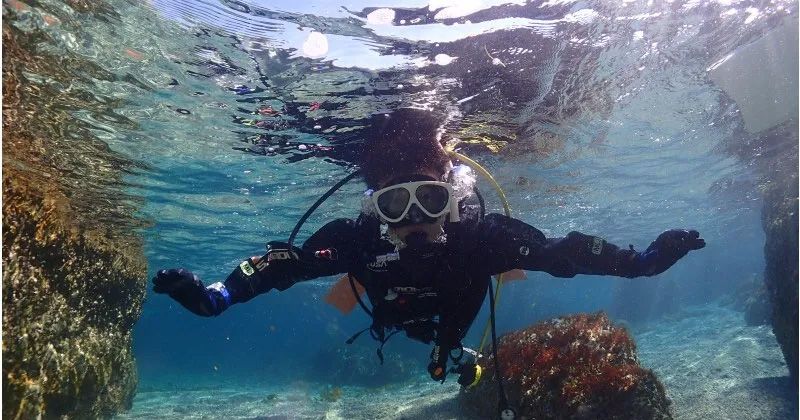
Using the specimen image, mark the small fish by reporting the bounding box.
[233,85,255,95]
[42,14,59,26]
[7,0,30,12]
[125,48,143,61]
[259,105,279,116]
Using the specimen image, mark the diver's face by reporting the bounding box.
[378,170,447,244]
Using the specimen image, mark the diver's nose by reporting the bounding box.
[405,204,427,224]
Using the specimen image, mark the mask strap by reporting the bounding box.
[448,184,460,222]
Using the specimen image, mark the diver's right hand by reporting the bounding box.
[153,268,203,294]
[152,268,216,316]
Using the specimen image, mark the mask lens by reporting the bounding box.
[377,188,411,219]
[416,184,450,214]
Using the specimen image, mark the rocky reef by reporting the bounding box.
[723,118,798,382]
[3,9,147,419]
[3,179,146,418]
[761,149,798,381]
[461,313,672,419]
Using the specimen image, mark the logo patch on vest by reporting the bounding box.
[240,261,255,276]
[368,252,400,271]
[591,237,605,255]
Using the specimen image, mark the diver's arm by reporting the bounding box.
[151,248,317,317]
[204,218,363,314]
[153,218,361,316]
[479,213,705,279]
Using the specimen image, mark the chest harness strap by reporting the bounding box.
[343,272,405,364]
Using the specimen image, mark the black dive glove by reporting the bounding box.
[638,229,706,276]
[152,268,218,317]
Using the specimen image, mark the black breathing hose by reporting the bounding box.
[286,169,362,249]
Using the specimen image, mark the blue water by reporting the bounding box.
[5,0,797,417]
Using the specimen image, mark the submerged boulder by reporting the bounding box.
[2,179,146,418]
[761,164,799,381]
[738,119,799,381]
[3,16,147,419]
[461,313,672,419]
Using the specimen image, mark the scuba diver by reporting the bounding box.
[153,108,705,399]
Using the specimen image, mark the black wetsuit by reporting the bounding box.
[200,205,665,372]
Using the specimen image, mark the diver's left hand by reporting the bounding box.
[640,229,706,275]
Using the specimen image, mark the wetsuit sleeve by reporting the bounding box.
[204,218,361,314]
[299,218,363,277]
[479,213,648,278]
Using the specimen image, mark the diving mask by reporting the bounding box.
[371,178,460,225]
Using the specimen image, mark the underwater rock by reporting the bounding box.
[461,313,672,419]
[719,102,798,379]
[3,18,147,419]
[731,118,800,381]
[761,157,799,381]
[716,114,797,382]
[2,177,146,418]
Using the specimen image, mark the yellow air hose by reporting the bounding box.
[446,150,512,356]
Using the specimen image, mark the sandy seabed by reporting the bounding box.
[117,303,797,420]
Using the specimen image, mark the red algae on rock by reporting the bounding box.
[461,312,672,420]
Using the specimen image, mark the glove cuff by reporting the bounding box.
[206,282,232,314]
[168,279,220,317]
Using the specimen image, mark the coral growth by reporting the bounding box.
[462,312,672,419]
